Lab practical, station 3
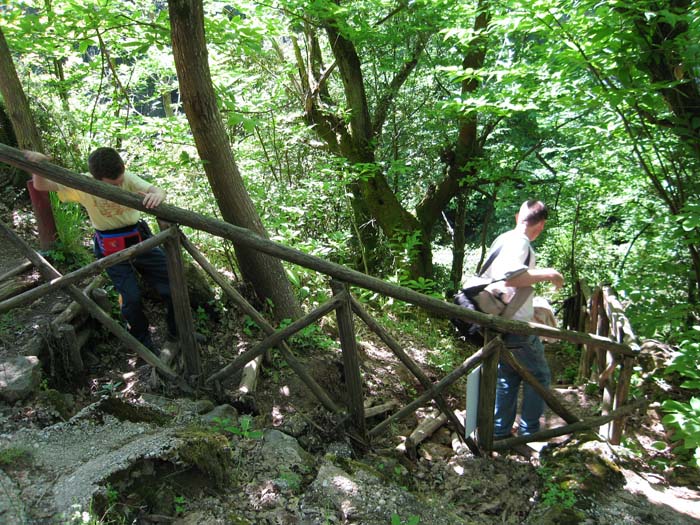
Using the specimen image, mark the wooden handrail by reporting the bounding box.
[0,143,636,357]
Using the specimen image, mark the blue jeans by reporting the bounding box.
[493,334,551,438]
[94,235,174,343]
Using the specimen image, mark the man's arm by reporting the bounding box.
[506,268,564,290]
[24,151,60,192]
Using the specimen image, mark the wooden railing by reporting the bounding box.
[0,143,642,454]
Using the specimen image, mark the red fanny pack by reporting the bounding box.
[96,227,142,256]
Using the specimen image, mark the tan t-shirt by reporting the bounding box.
[56,172,151,231]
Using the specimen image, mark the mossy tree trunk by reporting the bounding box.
[295,3,493,280]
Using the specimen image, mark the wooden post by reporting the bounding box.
[477,332,500,452]
[54,323,84,373]
[579,286,600,382]
[610,356,634,444]
[162,227,201,382]
[26,179,57,250]
[89,288,112,313]
[331,280,366,440]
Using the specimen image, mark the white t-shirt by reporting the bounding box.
[480,230,535,323]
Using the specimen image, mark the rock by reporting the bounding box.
[276,411,308,437]
[193,399,215,415]
[0,469,27,524]
[300,460,465,525]
[325,440,354,459]
[173,510,222,525]
[260,429,314,475]
[200,404,238,426]
[0,356,41,402]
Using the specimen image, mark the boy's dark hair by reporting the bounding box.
[88,147,125,180]
[521,199,549,226]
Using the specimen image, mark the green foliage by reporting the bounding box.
[210,415,263,440]
[280,319,337,352]
[666,327,700,389]
[391,513,420,525]
[537,466,577,509]
[660,326,700,467]
[661,398,700,468]
[174,495,187,515]
[0,445,32,468]
[97,381,123,397]
[194,306,211,337]
[276,469,302,492]
[0,312,14,340]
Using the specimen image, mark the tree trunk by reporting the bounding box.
[0,26,57,248]
[168,0,301,321]
[0,26,43,185]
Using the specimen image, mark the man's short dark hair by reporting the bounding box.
[88,147,125,180]
[521,200,549,226]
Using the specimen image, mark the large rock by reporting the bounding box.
[0,356,41,402]
[4,398,234,521]
[300,460,465,525]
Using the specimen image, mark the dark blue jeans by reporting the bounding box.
[494,334,551,438]
[94,235,175,343]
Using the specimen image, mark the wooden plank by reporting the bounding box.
[405,412,448,460]
[364,400,399,419]
[52,275,108,328]
[0,260,32,283]
[0,143,635,357]
[181,233,341,414]
[206,293,344,384]
[501,349,580,424]
[162,230,201,380]
[238,355,263,394]
[369,337,502,437]
[0,220,178,379]
[0,229,173,315]
[477,332,499,451]
[331,280,366,439]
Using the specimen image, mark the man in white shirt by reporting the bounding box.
[481,200,563,439]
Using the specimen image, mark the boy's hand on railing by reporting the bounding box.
[140,187,166,209]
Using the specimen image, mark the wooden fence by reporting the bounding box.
[0,143,641,454]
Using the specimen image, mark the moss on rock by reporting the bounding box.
[173,429,234,488]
